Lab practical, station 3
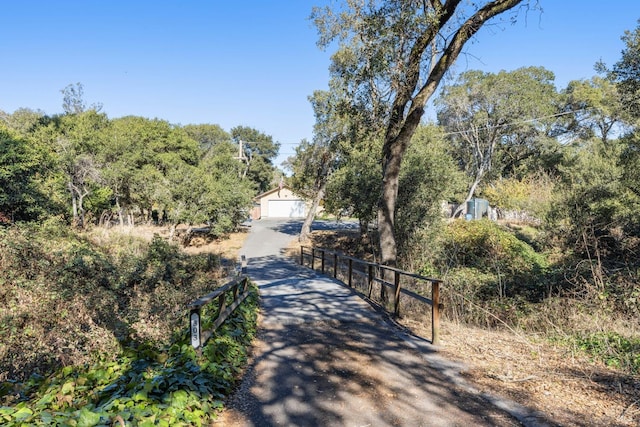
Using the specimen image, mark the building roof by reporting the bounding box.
[253,184,302,201]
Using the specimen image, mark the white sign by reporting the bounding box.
[190,311,201,349]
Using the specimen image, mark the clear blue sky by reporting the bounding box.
[1,1,639,166]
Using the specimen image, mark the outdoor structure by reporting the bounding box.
[252,185,309,219]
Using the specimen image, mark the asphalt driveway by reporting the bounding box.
[217,219,550,426]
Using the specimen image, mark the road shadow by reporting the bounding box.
[267,219,359,237]
[223,254,557,426]
[225,314,531,426]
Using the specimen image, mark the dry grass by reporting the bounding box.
[395,318,640,427]
[98,224,250,260]
[299,228,640,427]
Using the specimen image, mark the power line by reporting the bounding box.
[441,109,586,137]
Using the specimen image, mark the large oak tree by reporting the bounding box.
[313,0,531,265]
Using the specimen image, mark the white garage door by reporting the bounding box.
[268,200,306,218]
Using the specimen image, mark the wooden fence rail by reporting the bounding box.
[187,256,249,350]
[300,246,443,344]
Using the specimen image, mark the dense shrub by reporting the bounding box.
[441,219,549,298]
[0,224,224,382]
[0,223,258,425]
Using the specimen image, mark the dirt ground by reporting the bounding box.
[126,224,640,426]
[299,229,640,427]
[400,319,640,427]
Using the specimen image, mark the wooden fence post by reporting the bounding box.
[311,248,315,270]
[333,253,338,278]
[393,270,401,317]
[367,264,373,299]
[218,292,227,317]
[321,250,325,274]
[432,281,441,345]
[380,267,387,302]
[300,246,304,266]
[348,258,353,288]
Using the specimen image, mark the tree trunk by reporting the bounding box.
[69,182,79,225]
[452,173,484,218]
[115,196,124,228]
[299,184,326,243]
[377,112,424,266]
[77,192,86,228]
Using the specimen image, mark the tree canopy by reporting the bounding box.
[313,0,532,264]
[0,89,278,236]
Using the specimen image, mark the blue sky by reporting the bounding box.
[1,1,639,166]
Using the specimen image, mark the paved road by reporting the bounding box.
[218,219,549,427]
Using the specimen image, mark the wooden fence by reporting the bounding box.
[187,256,250,350]
[300,246,443,344]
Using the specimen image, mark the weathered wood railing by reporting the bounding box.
[187,256,249,350]
[300,246,443,344]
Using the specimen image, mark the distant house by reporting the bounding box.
[252,185,309,219]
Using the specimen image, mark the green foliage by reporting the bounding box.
[611,20,640,118]
[324,138,381,229]
[166,156,254,234]
[0,127,50,221]
[573,332,640,373]
[231,125,280,193]
[481,174,556,218]
[0,289,258,426]
[0,224,258,425]
[437,66,561,188]
[548,137,640,293]
[440,219,549,301]
[182,123,230,153]
[396,125,465,255]
[562,76,630,143]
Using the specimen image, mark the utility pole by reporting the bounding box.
[234,139,247,161]
[234,139,248,178]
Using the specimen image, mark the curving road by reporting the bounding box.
[217,219,549,427]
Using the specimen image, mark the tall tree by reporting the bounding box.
[610,20,640,119]
[49,111,109,227]
[563,76,631,145]
[60,82,102,115]
[102,116,200,224]
[182,123,230,153]
[436,67,559,216]
[313,0,531,265]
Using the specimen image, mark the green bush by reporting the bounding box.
[573,332,640,374]
[0,223,259,425]
[0,283,259,426]
[439,219,550,302]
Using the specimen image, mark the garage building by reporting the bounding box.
[252,185,309,219]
